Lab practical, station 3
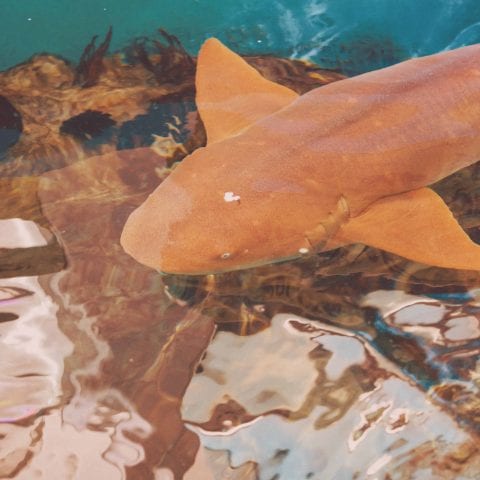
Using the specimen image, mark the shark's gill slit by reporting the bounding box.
[304,195,350,252]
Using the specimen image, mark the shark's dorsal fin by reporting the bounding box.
[335,188,480,270]
[196,38,299,144]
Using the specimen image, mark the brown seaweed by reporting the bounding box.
[133,29,196,85]
[74,26,113,87]
[245,55,345,94]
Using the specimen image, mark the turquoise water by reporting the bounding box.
[3,0,480,72]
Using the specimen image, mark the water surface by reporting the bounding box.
[2,3,480,478]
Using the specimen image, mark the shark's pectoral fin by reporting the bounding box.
[196,38,299,144]
[334,187,480,270]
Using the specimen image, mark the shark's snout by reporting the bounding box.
[120,179,194,272]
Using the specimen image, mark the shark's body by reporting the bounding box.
[121,39,480,275]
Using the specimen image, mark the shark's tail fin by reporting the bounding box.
[335,187,480,270]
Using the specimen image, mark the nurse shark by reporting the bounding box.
[121,39,480,275]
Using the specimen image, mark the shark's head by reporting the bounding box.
[121,37,325,275]
[120,141,325,275]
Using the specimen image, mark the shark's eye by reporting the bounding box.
[220,252,231,260]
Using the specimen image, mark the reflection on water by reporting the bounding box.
[183,314,479,479]
[1,29,480,480]
[0,275,71,424]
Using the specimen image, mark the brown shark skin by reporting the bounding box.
[122,42,480,275]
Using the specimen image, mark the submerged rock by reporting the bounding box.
[0,29,344,177]
[60,109,116,143]
[0,95,22,155]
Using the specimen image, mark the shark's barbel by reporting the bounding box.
[121,39,480,275]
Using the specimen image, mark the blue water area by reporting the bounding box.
[2,0,480,73]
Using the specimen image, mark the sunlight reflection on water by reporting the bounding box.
[183,314,476,479]
[2,150,480,478]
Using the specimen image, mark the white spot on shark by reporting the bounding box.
[224,191,241,202]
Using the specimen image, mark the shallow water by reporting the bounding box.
[4,0,480,72]
[2,3,480,479]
